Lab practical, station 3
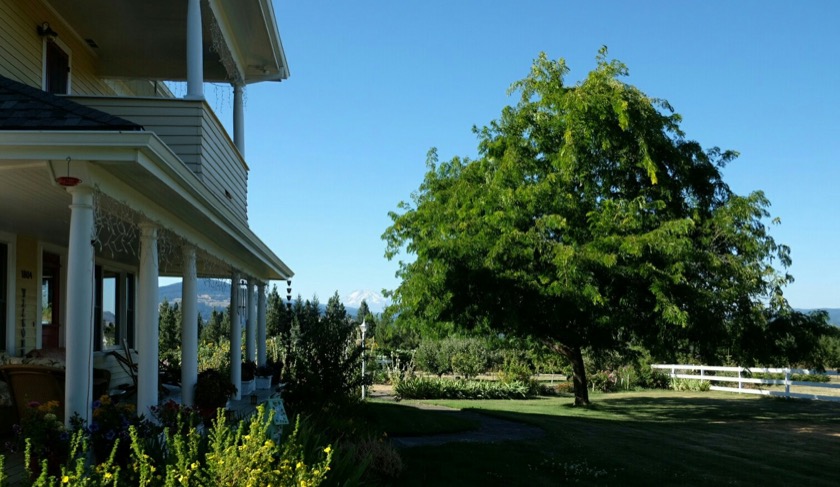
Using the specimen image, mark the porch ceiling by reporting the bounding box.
[0,132,293,280]
[0,162,72,245]
[45,0,288,83]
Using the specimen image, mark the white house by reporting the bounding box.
[0,0,292,424]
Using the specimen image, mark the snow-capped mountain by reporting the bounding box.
[344,289,389,313]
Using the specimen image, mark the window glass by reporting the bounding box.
[45,40,69,95]
[0,243,6,351]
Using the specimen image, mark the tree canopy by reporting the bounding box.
[383,49,794,405]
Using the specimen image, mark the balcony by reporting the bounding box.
[67,95,248,224]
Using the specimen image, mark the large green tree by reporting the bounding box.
[383,49,793,405]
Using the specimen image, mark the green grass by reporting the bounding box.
[393,390,840,486]
[358,401,481,436]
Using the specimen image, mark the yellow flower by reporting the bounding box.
[296,462,303,469]
[62,476,70,484]
[323,445,332,454]
[104,472,113,480]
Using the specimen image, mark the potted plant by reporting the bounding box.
[240,361,257,395]
[255,364,273,390]
[194,369,237,423]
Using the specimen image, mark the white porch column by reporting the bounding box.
[180,247,198,406]
[186,0,204,99]
[136,223,159,416]
[229,273,241,399]
[257,282,267,367]
[233,83,245,155]
[246,278,256,363]
[64,185,95,425]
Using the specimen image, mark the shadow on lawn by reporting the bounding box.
[399,394,840,486]
[583,393,840,424]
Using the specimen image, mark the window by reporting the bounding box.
[0,243,6,351]
[43,39,70,95]
[41,252,61,349]
[95,267,134,350]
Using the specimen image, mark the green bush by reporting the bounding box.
[1,406,334,487]
[749,372,831,383]
[497,355,533,384]
[589,370,617,392]
[395,377,536,399]
[283,293,365,413]
[414,339,450,376]
[449,338,490,379]
[669,378,711,392]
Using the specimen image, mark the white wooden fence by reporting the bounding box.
[651,364,840,402]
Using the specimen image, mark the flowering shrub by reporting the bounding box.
[669,378,711,392]
[74,395,159,466]
[197,339,231,374]
[150,400,201,436]
[395,377,536,399]
[1,405,334,486]
[204,407,333,486]
[12,400,70,477]
[588,370,617,392]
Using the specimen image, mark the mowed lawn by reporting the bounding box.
[379,391,840,486]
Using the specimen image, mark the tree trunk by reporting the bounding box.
[548,340,590,406]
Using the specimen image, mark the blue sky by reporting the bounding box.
[204,1,840,308]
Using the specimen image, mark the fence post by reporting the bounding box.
[784,368,791,399]
[738,368,742,392]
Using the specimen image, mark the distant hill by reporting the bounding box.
[796,308,840,326]
[158,279,231,320]
[158,279,361,320]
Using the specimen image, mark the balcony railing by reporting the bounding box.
[67,95,248,224]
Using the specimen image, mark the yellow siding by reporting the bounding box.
[0,0,168,97]
[14,235,38,355]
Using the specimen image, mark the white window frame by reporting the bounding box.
[0,232,16,356]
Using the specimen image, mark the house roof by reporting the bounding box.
[0,76,143,131]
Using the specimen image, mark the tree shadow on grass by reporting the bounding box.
[416,393,840,487]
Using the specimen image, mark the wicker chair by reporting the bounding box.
[0,365,65,422]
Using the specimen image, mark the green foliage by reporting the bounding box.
[816,334,840,369]
[497,354,534,385]
[373,309,420,351]
[3,407,335,486]
[266,285,293,339]
[193,369,236,413]
[588,370,618,393]
[205,409,332,486]
[158,299,181,356]
[669,378,711,392]
[383,49,795,404]
[413,339,451,376]
[283,293,365,413]
[395,377,537,399]
[748,372,831,383]
[200,308,231,344]
[450,338,489,379]
[197,339,230,374]
[735,310,838,369]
